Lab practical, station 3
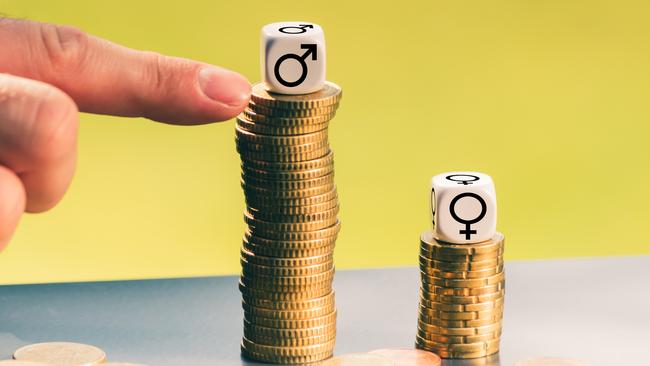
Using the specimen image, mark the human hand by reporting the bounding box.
[0,18,252,250]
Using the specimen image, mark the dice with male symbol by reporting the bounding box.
[430,172,497,244]
[261,22,326,94]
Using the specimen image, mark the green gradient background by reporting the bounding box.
[1,1,649,284]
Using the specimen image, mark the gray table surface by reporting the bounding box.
[1,256,649,366]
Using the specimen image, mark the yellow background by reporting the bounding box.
[1,0,649,285]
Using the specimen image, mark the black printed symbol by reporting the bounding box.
[279,24,314,34]
[449,193,487,240]
[446,174,480,185]
[274,44,317,87]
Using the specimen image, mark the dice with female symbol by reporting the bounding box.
[260,22,326,94]
[430,172,497,244]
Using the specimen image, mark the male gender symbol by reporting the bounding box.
[446,174,480,185]
[273,44,318,88]
[449,193,487,240]
[279,24,314,34]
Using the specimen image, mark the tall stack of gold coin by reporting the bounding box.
[416,231,505,358]
[236,81,342,364]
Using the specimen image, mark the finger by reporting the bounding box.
[0,164,26,251]
[0,18,251,125]
[0,73,78,213]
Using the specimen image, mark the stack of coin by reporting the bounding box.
[236,82,342,364]
[416,231,505,359]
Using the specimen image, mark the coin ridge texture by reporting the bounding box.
[13,342,107,366]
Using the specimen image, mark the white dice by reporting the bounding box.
[260,22,326,95]
[430,172,497,244]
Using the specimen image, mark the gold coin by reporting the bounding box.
[421,271,505,289]
[243,301,335,320]
[242,291,335,311]
[242,258,334,277]
[421,264,504,279]
[245,332,335,347]
[417,328,501,344]
[421,281,505,296]
[243,181,335,199]
[246,221,341,241]
[239,280,332,300]
[514,357,587,366]
[418,313,503,328]
[243,239,336,258]
[242,164,334,181]
[247,198,339,215]
[419,256,504,271]
[415,337,500,359]
[246,188,338,207]
[241,268,335,287]
[0,361,50,365]
[420,246,504,262]
[245,206,339,224]
[418,320,502,336]
[237,116,329,135]
[420,294,504,312]
[243,319,336,338]
[251,81,342,109]
[320,353,394,366]
[244,211,338,232]
[420,231,505,256]
[241,337,336,357]
[244,232,337,250]
[418,305,503,321]
[238,145,331,162]
[241,347,333,365]
[242,173,335,190]
[367,348,442,366]
[415,336,500,352]
[249,101,339,118]
[241,248,333,267]
[236,125,328,145]
[242,150,333,171]
[244,310,336,329]
[242,108,335,126]
[13,342,107,366]
[237,138,329,154]
[420,289,505,305]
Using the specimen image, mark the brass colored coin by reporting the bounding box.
[419,256,504,272]
[242,164,333,181]
[415,335,500,352]
[421,264,504,279]
[418,320,502,336]
[236,125,328,145]
[241,337,336,357]
[420,288,505,305]
[244,211,338,232]
[243,181,335,199]
[241,248,333,267]
[243,319,336,338]
[247,198,339,215]
[242,301,335,320]
[421,271,505,289]
[244,232,338,250]
[418,305,503,321]
[237,116,329,135]
[421,281,505,296]
[251,81,342,109]
[237,138,329,154]
[242,172,335,190]
[420,246,504,262]
[242,150,333,171]
[367,348,442,366]
[514,357,587,366]
[419,313,503,328]
[243,239,336,258]
[241,347,332,365]
[239,280,332,300]
[246,188,338,207]
[247,221,341,241]
[244,310,336,329]
[238,145,331,163]
[245,206,339,224]
[245,332,335,347]
[241,268,335,287]
[242,109,335,126]
[249,101,339,118]
[415,336,500,359]
[242,291,335,311]
[420,231,505,256]
[242,258,334,277]
[321,353,394,366]
[420,294,504,313]
[13,342,107,366]
[417,328,501,344]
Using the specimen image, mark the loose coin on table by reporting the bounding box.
[0,361,49,365]
[369,348,442,366]
[13,342,106,366]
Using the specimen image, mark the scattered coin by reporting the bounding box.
[13,342,106,366]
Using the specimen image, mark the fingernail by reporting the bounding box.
[198,67,251,107]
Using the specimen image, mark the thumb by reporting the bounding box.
[0,19,251,124]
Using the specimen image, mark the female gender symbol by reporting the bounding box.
[446,174,480,185]
[449,193,487,240]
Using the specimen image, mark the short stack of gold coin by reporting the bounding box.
[236,81,342,364]
[416,231,505,359]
